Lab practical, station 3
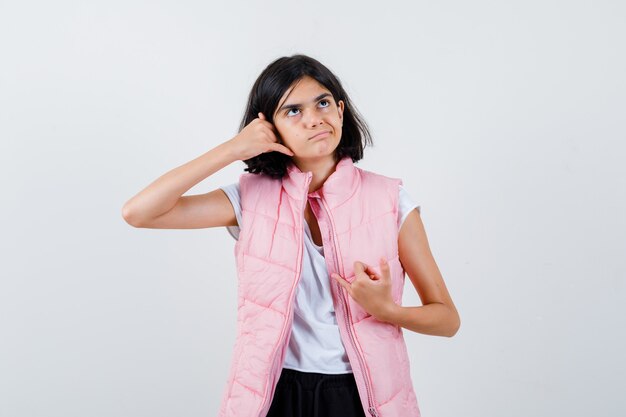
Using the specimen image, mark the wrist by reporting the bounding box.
[218,139,239,163]
[378,302,399,324]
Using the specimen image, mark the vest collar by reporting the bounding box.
[282,156,361,208]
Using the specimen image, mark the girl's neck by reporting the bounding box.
[292,156,339,194]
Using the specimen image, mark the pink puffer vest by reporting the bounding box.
[217,156,421,417]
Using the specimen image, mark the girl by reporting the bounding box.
[122,54,460,417]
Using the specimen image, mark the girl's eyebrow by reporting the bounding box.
[278,93,332,112]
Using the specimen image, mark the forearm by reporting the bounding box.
[122,140,236,223]
[380,302,460,337]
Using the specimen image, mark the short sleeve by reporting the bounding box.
[398,184,421,230]
[219,182,243,240]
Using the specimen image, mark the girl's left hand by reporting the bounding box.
[331,257,396,322]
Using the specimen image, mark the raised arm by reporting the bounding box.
[121,112,293,229]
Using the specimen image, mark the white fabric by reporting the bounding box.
[219,182,420,374]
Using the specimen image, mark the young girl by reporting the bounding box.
[122,54,460,417]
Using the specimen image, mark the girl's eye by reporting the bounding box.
[286,100,331,117]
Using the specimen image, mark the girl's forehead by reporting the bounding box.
[287,76,328,96]
[276,77,331,110]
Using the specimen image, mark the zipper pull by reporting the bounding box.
[368,406,379,416]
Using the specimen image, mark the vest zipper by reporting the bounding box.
[317,197,379,417]
[259,173,312,417]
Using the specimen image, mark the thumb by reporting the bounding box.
[269,142,294,156]
[258,112,265,120]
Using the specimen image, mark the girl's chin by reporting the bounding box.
[291,140,339,159]
[293,151,337,160]
[311,139,338,153]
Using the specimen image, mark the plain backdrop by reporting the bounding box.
[1,1,624,416]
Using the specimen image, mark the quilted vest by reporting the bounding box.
[217,156,421,417]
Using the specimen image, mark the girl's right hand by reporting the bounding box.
[227,112,294,161]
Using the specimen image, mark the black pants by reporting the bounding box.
[266,368,367,417]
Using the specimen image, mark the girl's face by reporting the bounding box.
[272,76,344,165]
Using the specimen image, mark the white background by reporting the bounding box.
[1,1,624,416]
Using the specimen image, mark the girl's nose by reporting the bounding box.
[303,110,323,127]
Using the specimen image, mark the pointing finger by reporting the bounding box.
[331,273,350,293]
[354,261,366,274]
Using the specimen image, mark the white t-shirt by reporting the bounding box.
[219,182,420,374]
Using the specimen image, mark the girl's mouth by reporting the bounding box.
[309,130,331,140]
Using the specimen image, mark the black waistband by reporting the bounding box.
[277,368,357,390]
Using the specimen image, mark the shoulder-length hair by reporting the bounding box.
[238,54,373,178]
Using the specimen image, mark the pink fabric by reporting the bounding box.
[217,156,421,417]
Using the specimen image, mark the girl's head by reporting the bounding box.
[239,54,373,178]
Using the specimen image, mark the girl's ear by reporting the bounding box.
[338,100,345,123]
[274,128,285,145]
